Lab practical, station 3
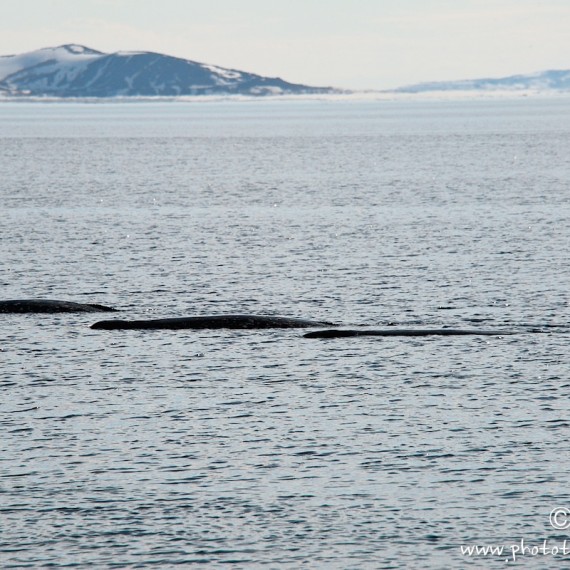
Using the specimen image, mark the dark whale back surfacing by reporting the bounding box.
[91,314,335,330]
[0,299,118,314]
[304,328,515,338]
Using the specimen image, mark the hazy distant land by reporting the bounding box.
[1,44,569,99]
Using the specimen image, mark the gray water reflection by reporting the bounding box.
[1,99,570,568]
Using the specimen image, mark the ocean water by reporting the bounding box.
[1,97,570,569]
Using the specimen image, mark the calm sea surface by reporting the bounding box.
[1,97,570,568]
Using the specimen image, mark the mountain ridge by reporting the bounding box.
[2,45,569,97]
[393,69,570,93]
[0,44,338,98]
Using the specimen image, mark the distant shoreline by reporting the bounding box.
[2,89,570,104]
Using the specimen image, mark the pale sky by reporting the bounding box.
[2,0,570,90]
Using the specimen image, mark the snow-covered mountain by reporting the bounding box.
[394,69,570,93]
[0,44,337,97]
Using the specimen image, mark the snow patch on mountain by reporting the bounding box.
[203,64,243,80]
[0,44,101,81]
